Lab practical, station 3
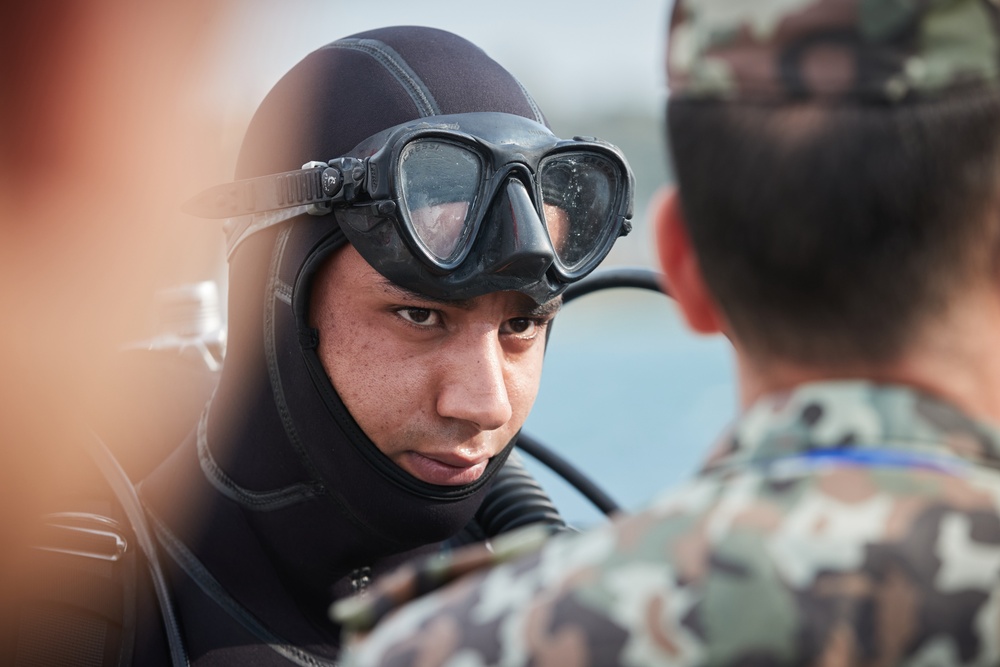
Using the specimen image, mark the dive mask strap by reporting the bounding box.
[184,159,367,260]
[183,158,367,220]
[221,207,310,261]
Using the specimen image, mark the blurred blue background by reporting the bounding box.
[521,287,736,528]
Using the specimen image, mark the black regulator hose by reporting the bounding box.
[562,266,668,302]
[515,432,622,517]
[474,449,574,536]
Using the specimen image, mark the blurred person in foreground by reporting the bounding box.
[339,0,1000,664]
[0,2,231,664]
[128,24,632,665]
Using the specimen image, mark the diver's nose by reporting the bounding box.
[437,332,512,431]
[480,178,554,280]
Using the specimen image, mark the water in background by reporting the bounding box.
[520,285,738,528]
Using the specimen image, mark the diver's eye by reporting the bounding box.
[396,307,438,327]
[502,318,539,336]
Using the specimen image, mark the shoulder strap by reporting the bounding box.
[85,432,189,667]
[19,506,137,666]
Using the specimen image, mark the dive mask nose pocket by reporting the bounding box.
[478,177,555,280]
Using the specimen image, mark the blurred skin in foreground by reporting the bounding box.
[0,0,232,627]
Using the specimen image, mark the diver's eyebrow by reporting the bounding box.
[378,277,476,309]
[525,297,563,319]
[377,277,564,316]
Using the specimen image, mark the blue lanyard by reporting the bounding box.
[790,447,969,474]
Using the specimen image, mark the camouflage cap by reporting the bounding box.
[667,0,1000,102]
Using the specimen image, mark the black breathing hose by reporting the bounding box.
[562,266,668,302]
[514,432,621,517]
[474,449,573,536]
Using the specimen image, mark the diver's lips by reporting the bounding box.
[401,451,489,486]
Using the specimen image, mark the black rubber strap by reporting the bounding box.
[182,166,330,219]
[85,432,189,667]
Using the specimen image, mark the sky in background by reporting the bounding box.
[200,0,669,121]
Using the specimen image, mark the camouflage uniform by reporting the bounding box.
[338,0,1000,664]
[340,382,1000,666]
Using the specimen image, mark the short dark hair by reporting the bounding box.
[667,89,1000,365]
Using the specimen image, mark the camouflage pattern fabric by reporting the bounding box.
[667,0,1000,102]
[340,381,1000,666]
[332,524,554,635]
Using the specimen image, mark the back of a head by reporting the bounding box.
[665,0,1000,365]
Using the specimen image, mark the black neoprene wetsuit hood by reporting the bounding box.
[138,27,552,664]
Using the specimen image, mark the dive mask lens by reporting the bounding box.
[398,139,482,265]
[540,152,621,273]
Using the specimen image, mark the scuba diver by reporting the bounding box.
[96,25,633,666]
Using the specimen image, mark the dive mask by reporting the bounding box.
[184,112,634,303]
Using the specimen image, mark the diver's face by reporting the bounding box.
[310,245,560,485]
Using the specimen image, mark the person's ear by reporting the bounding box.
[654,186,724,334]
